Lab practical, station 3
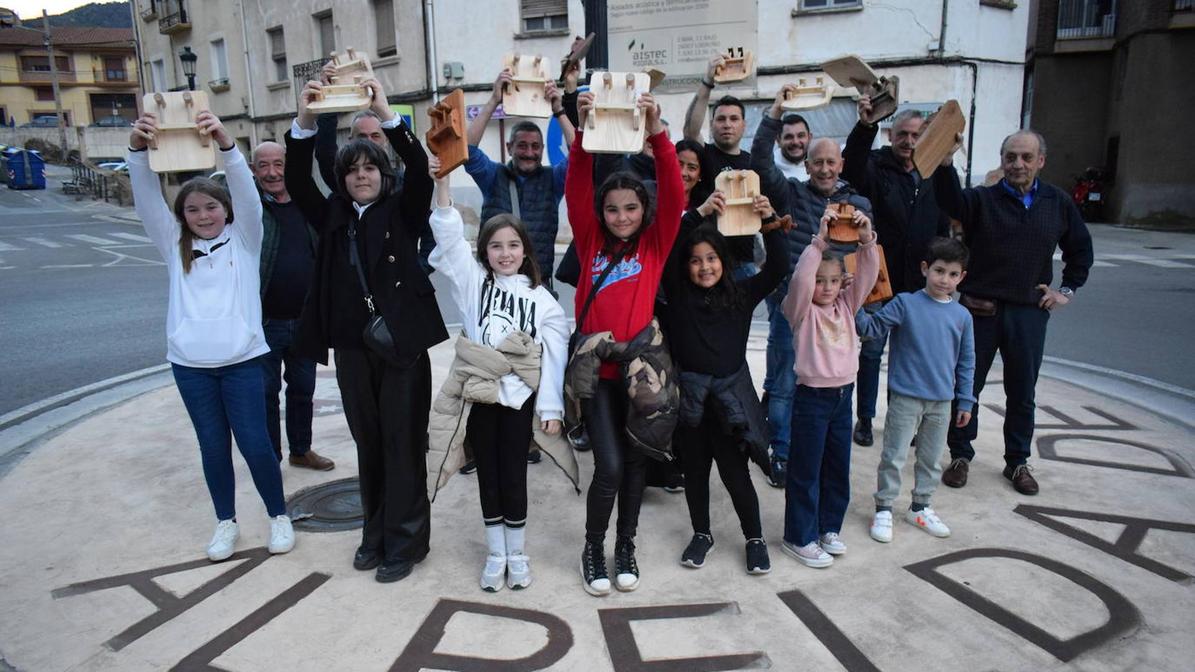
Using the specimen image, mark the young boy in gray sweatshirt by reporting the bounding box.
[856,237,975,542]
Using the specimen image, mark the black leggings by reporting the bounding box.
[467,398,534,528]
[676,407,762,540]
[584,379,647,544]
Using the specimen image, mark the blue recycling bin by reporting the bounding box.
[5,148,46,190]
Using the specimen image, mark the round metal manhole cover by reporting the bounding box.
[287,477,363,532]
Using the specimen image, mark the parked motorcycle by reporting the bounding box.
[1071,167,1106,222]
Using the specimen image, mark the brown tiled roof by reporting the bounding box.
[0,26,133,49]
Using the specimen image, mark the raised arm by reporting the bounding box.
[426,159,481,305]
[855,293,906,340]
[845,214,880,312]
[750,107,791,215]
[682,56,723,141]
[314,113,340,193]
[127,111,177,260]
[468,70,511,147]
[842,104,879,197]
[642,96,683,257]
[743,204,791,305]
[566,91,598,248]
[782,236,827,330]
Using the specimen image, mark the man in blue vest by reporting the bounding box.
[251,141,334,471]
[465,68,575,288]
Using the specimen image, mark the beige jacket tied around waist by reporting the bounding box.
[427,332,580,499]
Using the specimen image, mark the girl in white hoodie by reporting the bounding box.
[427,157,569,592]
[127,109,293,562]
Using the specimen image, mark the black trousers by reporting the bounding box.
[584,379,647,544]
[468,398,534,527]
[676,407,762,540]
[948,302,1050,467]
[335,348,432,564]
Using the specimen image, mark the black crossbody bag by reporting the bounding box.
[568,255,619,361]
[347,220,404,366]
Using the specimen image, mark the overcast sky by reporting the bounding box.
[7,2,113,20]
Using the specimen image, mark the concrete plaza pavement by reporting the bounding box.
[1,329,1193,671]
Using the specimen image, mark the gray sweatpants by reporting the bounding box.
[874,393,951,508]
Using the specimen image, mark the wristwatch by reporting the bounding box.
[1059,287,1074,297]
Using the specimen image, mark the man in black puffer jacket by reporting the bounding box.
[842,100,956,448]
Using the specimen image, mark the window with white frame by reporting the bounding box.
[799,0,861,10]
[150,58,166,91]
[209,38,229,82]
[520,0,567,33]
[268,27,287,82]
[374,0,396,58]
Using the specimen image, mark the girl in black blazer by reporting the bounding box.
[284,77,448,583]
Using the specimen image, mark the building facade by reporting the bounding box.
[0,25,139,128]
[131,0,1029,210]
[1026,0,1195,226]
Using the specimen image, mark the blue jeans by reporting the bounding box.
[784,383,853,546]
[172,359,287,521]
[948,302,1050,467]
[261,318,316,458]
[763,289,796,461]
[855,303,888,420]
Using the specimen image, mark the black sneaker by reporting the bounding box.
[745,538,771,575]
[614,536,640,592]
[580,541,610,596]
[459,461,477,475]
[680,532,714,568]
[767,457,787,489]
[568,424,591,452]
[853,418,874,446]
[662,472,685,493]
[527,449,542,464]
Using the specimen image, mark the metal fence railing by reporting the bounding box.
[1057,0,1117,39]
[62,160,132,206]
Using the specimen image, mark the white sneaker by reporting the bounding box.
[480,553,506,592]
[506,552,532,590]
[819,532,847,555]
[870,511,894,543]
[268,515,295,554]
[207,519,239,561]
[781,540,834,568]
[905,507,951,538]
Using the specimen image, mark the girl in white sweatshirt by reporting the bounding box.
[427,157,569,592]
[127,109,293,562]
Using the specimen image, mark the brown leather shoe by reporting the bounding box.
[941,458,969,488]
[1003,463,1039,495]
[289,450,335,471]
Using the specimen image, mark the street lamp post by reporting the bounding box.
[178,46,197,91]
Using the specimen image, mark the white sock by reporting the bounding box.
[485,524,505,557]
[504,525,525,555]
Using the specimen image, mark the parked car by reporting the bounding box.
[21,115,63,128]
[91,115,132,128]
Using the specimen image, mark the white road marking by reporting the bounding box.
[66,234,122,246]
[41,264,94,269]
[109,232,152,243]
[1101,254,1195,269]
[0,241,24,252]
[22,237,65,248]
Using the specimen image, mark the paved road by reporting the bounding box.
[3,174,1193,418]
[0,186,168,416]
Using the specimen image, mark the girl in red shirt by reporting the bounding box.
[568,91,683,596]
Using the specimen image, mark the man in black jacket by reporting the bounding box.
[842,101,953,447]
[934,130,1093,496]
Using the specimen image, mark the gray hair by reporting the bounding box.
[1000,129,1047,157]
[506,120,543,144]
[250,140,284,165]
[889,109,924,129]
[350,109,382,134]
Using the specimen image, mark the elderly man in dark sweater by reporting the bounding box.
[934,130,1093,495]
[842,102,953,447]
[251,141,334,471]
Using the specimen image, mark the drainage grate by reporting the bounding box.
[287,477,363,532]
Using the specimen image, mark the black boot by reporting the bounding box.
[853,418,874,447]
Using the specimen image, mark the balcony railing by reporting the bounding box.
[139,1,157,20]
[1057,0,1117,39]
[19,69,77,83]
[93,68,133,83]
[158,1,190,34]
[1177,0,1194,11]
